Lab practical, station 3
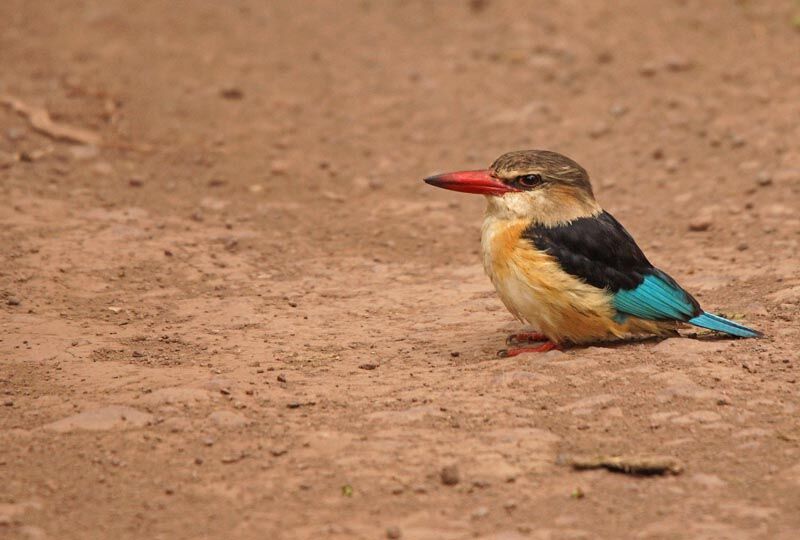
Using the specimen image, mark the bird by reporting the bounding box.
[423,149,762,357]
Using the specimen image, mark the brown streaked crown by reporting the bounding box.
[490,150,593,196]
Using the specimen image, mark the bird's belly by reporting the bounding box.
[481,218,621,343]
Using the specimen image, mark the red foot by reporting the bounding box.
[506,331,548,345]
[497,341,560,358]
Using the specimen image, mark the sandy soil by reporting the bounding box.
[2,1,800,539]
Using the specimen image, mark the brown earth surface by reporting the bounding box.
[2,1,800,539]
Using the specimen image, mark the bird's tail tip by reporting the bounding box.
[688,312,763,339]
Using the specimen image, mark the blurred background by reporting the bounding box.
[2,2,800,539]
[2,0,798,268]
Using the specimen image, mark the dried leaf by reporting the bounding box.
[565,454,683,476]
[1,94,101,146]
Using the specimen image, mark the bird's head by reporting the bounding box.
[424,150,599,224]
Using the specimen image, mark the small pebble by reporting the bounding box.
[386,526,402,539]
[440,464,460,486]
[688,217,712,232]
[588,122,610,139]
[270,160,289,175]
[277,373,287,383]
[471,506,489,519]
[219,87,244,100]
[755,172,772,187]
[6,296,20,306]
[639,62,658,77]
[664,56,693,72]
[609,103,628,117]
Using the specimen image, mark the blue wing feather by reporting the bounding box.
[613,271,761,338]
[613,272,698,321]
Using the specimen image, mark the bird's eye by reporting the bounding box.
[518,174,543,187]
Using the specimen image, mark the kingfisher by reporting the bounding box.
[424,150,762,357]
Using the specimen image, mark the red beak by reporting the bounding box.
[423,169,518,196]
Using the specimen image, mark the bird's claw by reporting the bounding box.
[498,341,560,357]
[505,332,548,346]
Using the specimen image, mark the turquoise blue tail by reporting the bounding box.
[688,312,762,338]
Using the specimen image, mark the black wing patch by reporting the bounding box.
[522,211,653,292]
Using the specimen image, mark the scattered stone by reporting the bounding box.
[131,350,145,358]
[609,103,628,117]
[450,351,460,357]
[468,0,489,13]
[639,62,658,77]
[219,87,244,100]
[6,296,20,306]
[755,172,772,187]
[207,410,249,428]
[44,405,152,432]
[277,373,287,383]
[688,216,712,232]
[359,363,378,370]
[596,51,613,64]
[440,464,460,486]
[270,160,289,175]
[221,452,248,464]
[386,526,402,539]
[471,506,489,519]
[588,122,611,139]
[287,401,301,409]
[664,56,693,72]
[128,176,144,187]
[665,159,680,174]
[730,133,746,148]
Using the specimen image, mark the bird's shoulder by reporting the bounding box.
[521,210,653,291]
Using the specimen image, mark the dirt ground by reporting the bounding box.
[2,1,800,539]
